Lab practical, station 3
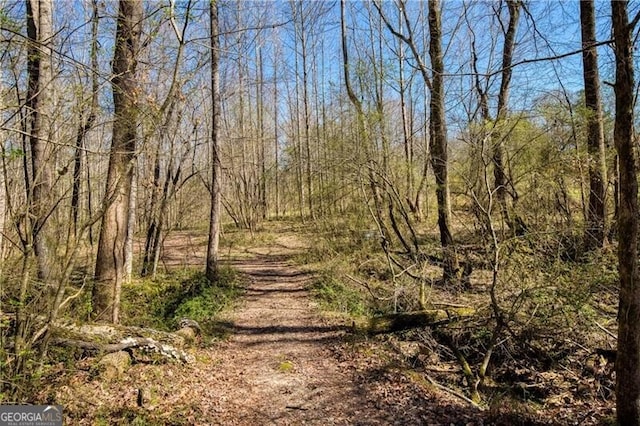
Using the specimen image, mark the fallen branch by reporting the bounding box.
[345,274,394,302]
[423,372,485,411]
[367,309,475,334]
[593,320,617,340]
[53,336,194,364]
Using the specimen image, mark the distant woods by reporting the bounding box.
[0,1,638,420]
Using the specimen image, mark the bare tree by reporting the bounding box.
[580,0,606,252]
[426,0,459,281]
[206,0,222,281]
[492,0,521,235]
[373,0,460,282]
[341,0,391,250]
[140,0,194,278]
[291,1,314,219]
[93,0,143,322]
[70,0,99,241]
[26,0,54,281]
[612,1,640,423]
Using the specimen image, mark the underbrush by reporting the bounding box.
[302,214,618,422]
[120,266,243,341]
[310,272,370,317]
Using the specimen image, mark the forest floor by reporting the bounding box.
[44,224,614,425]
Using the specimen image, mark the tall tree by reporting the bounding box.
[26,0,54,281]
[373,0,459,281]
[580,0,606,252]
[206,0,222,281]
[92,0,143,322]
[612,1,640,424]
[427,0,459,281]
[492,0,521,234]
[141,0,193,277]
[70,0,99,240]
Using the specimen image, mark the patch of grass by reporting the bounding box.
[310,272,369,317]
[277,359,294,372]
[121,266,243,340]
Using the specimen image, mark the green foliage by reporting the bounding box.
[310,273,368,317]
[295,214,380,265]
[3,147,25,160]
[121,267,242,338]
[494,234,618,349]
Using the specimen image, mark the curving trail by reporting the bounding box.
[54,231,478,425]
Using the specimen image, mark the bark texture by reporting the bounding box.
[493,0,520,234]
[580,0,607,252]
[428,0,459,282]
[93,0,142,322]
[26,0,54,281]
[612,2,640,424]
[206,0,223,281]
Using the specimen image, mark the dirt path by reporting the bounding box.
[54,231,480,425]
[204,254,366,424]
[197,251,471,425]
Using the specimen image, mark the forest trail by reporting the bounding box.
[182,232,476,425]
[55,229,480,424]
[203,253,371,424]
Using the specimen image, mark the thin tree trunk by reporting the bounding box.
[580,0,607,252]
[341,0,389,248]
[93,0,142,323]
[292,8,305,221]
[141,0,191,274]
[71,0,99,240]
[141,150,161,277]
[299,8,314,219]
[493,0,520,234]
[257,47,267,219]
[206,0,222,282]
[273,46,280,218]
[428,0,459,282]
[398,21,414,213]
[612,1,640,424]
[124,164,136,283]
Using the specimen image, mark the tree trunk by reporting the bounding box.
[612,2,640,424]
[71,0,99,240]
[493,0,520,235]
[257,47,267,219]
[580,0,607,252]
[206,0,222,282]
[428,0,459,282]
[141,150,161,277]
[299,8,314,220]
[341,0,390,249]
[26,0,54,282]
[93,0,142,323]
[273,43,280,218]
[124,164,136,283]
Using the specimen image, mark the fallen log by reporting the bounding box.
[49,319,202,364]
[367,308,475,334]
[53,336,195,364]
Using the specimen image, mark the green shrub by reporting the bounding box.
[310,273,368,316]
[121,267,242,338]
